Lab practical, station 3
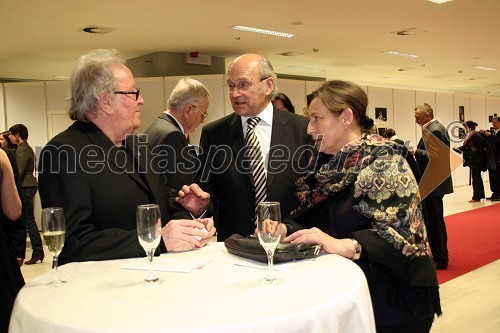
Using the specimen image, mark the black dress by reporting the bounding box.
[0,168,25,333]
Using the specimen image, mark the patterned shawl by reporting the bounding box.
[294,134,430,257]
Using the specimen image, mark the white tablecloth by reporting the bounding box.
[10,243,375,333]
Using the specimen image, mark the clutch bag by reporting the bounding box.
[224,234,321,264]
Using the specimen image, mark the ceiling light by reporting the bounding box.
[427,0,453,4]
[383,50,419,58]
[81,26,115,34]
[277,51,303,57]
[472,66,497,71]
[230,25,295,38]
[450,84,467,88]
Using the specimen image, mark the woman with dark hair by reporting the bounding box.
[0,131,17,149]
[272,92,295,113]
[8,124,44,264]
[455,120,487,202]
[279,80,441,332]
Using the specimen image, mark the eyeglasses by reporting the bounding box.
[113,88,141,101]
[224,77,269,93]
[190,104,208,119]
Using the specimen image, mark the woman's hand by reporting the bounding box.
[284,228,357,258]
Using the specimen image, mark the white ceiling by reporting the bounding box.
[1,0,499,96]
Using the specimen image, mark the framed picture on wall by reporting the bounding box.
[375,107,387,121]
[459,106,464,122]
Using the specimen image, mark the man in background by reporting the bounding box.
[145,78,210,190]
[481,116,500,201]
[413,103,454,270]
[197,54,312,241]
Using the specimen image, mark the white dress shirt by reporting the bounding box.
[241,102,273,172]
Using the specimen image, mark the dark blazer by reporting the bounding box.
[197,107,312,241]
[15,141,37,188]
[38,121,189,265]
[485,130,500,169]
[144,113,198,191]
[414,120,454,198]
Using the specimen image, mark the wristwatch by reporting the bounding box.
[351,239,362,261]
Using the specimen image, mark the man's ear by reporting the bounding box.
[182,104,192,119]
[264,77,275,97]
[97,92,114,116]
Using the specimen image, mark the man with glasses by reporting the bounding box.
[38,49,215,264]
[145,78,211,190]
[197,53,312,241]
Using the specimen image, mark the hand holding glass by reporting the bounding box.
[137,204,162,283]
[41,207,66,287]
[257,202,282,283]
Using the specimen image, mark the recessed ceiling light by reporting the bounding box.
[450,84,467,88]
[383,50,419,58]
[427,0,453,4]
[277,51,303,57]
[471,66,497,71]
[81,26,115,34]
[230,25,295,38]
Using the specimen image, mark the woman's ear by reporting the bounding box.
[341,108,354,127]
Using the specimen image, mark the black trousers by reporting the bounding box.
[488,167,500,198]
[470,166,485,200]
[423,195,448,265]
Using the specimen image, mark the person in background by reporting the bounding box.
[454,121,487,202]
[38,49,215,265]
[281,80,440,332]
[412,103,453,270]
[1,131,18,149]
[383,128,405,145]
[197,54,312,241]
[144,78,210,190]
[480,116,500,201]
[8,124,43,265]
[272,92,295,113]
[0,148,23,333]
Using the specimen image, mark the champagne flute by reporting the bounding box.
[256,201,282,283]
[41,207,66,287]
[136,204,162,284]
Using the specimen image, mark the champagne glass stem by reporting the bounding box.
[266,250,276,282]
[52,254,64,287]
[146,249,158,282]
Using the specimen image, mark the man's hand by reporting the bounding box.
[161,218,216,252]
[176,183,210,217]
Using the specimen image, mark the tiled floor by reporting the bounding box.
[20,182,500,332]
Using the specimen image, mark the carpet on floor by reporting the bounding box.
[436,203,500,284]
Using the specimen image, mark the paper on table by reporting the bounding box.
[233,259,295,271]
[122,256,213,273]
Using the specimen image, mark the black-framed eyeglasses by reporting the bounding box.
[224,77,269,93]
[190,104,208,119]
[113,88,141,101]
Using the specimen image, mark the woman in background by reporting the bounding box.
[281,80,441,332]
[0,131,17,149]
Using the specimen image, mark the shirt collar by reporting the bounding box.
[422,118,437,129]
[164,111,185,134]
[241,102,274,127]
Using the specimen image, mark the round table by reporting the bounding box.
[10,242,375,333]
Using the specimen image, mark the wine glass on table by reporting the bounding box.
[256,201,282,283]
[136,204,162,284]
[41,207,66,287]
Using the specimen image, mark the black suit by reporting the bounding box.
[414,119,453,266]
[144,113,198,191]
[38,121,189,265]
[197,107,312,241]
[485,130,500,198]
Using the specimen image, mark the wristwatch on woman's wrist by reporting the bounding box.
[351,239,362,261]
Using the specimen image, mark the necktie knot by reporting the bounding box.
[247,117,261,131]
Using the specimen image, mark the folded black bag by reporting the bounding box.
[224,234,321,264]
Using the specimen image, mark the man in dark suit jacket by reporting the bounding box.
[482,116,500,200]
[144,78,210,190]
[38,49,215,265]
[197,54,312,241]
[413,103,454,270]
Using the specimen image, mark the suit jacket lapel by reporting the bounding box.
[267,108,290,188]
[226,114,254,184]
[162,113,183,132]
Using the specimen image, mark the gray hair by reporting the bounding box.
[68,49,125,122]
[415,103,434,119]
[167,78,211,110]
